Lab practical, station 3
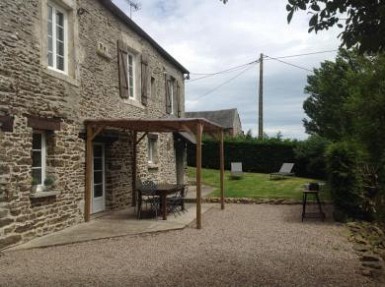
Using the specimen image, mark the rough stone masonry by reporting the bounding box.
[0,0,188,250]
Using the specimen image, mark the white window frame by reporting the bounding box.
[147,136,157,164]
[32,131,46,187]
[127,52,136,100]
[47,1,68,74]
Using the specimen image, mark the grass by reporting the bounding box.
[187,167,332,201]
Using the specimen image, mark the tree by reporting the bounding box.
[285,0,385,54]
[302,49,359,140]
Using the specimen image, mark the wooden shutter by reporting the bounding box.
[141,53,149,106]
[176,82,182,117]
[165,75,171,114]
[117,40,129,99]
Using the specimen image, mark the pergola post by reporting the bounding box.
[219,130,225,210]
[196,123,203,229]
[132,131,137,207]
[85,125,93,222]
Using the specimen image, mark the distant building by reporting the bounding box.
[185,108,243,136]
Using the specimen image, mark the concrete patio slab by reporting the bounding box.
[6,203,214,251]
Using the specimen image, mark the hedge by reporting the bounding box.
[187,138,297,174]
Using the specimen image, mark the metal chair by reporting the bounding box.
[167,185,186,217]
[137,180,159,219]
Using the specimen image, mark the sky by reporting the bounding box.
[113,0,341,139]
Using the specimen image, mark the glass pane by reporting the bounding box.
[130,87,134,98]
[94,171,103,184]
[32,151,42,167]
[129,77,133,87]
[32,169,42,185]
[93,158,102,171]
[57,40,64,56]
[94,184,103,198]
[56,26,64,41]
[32,134,42,149]
[56,11,64,27]
[128,55,133,65]
[93,145,102,157]
[57,55,64,71]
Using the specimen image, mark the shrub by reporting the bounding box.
[325,141,371,221]
[294,135,330,179]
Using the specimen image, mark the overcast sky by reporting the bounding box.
[113,0,341,139]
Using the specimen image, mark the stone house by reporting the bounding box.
[185,108,243,137]
[0,0,190,250]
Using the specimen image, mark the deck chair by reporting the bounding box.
[230,162,243,179]
[270,163,295,179]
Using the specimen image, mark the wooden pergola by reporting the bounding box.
[83,118,225,229]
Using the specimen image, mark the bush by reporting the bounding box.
[325,141,371,221]
[294,135,330,179]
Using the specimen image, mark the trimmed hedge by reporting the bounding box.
[187,138,297,174]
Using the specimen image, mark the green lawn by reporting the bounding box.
[187,167,331,201]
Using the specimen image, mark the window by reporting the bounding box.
[147,135,158,164]
[47,2,67,73]
[32,132,46,186]
[127,53,135,99]
[150,76,155,99]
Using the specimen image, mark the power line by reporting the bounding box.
[265,49,338,60]
[188,49,337,81]
[188,60,257,83]
[192,62,257,100]
[264,55,313,72]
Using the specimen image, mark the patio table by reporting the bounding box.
[137,184,185,220]
[156,184,185,220]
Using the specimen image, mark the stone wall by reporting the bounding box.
[0,0,186,250]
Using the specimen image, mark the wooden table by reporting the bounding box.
[156,184,185,220]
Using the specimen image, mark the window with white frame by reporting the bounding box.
[47,2,67,73]
[127,53,136,99]
[32,132,46,186]
[147,135,158,164]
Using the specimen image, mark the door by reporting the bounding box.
[92,143,105,213]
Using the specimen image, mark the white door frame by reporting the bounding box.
[92,143,106,214]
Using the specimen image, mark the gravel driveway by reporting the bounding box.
[0,204,376,287]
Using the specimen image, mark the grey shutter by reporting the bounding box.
[141,54,149,106]
[176,82,182,117]
[165,75,171,114]
[117,40,129,99]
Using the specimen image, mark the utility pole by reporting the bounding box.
[258,53,264,139]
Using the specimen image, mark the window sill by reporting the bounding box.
[30,190,59,199]
[123,98,145,109]
[148,163,159,170]
[42,67,79,87]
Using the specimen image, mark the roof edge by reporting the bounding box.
[99,0,189,74]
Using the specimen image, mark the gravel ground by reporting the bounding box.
[0,204,377,287]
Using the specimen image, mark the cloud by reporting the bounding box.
[113,0,341,139]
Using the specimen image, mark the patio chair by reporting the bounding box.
[270,163,295,179]
[137,180,160,219]
[230,162,243,179]
[167,185,187,217]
